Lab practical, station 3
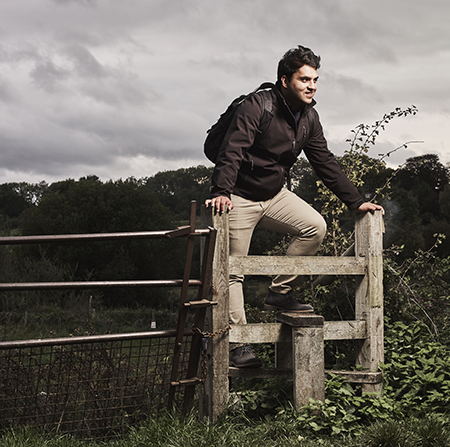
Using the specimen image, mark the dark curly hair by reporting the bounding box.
[277,45,321,82]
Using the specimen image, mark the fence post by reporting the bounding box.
[276,313,325,406]
[354,210,384,394]
[200,207,230,420]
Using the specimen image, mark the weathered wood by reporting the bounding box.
[229,323,291,344]
[324,320,367,340]
[200,207,230,421]
[276,312,325,327]
[312,244,355,287]
[228,367,292,379]
[355,211,384,395]
[202,208,384,417]
[325,370,383,384]
[229,255,366,276]
[229,368,383,385]
[291,318,325,405]
[229,320,367,344]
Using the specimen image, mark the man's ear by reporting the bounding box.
[280,75,288,89]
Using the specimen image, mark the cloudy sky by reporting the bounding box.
[0,0,449,185]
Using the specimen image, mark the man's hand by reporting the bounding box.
[205,196,234,214]
[357,202,385,215]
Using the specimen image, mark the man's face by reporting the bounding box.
[281,65,318,109]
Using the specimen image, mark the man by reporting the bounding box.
[205,45,383,368]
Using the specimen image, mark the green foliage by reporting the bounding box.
[383,234,450,340]
[229,376,292,418]
[388,155,450,259]
[383,319,450,417]
[225,318,450,441]
[14,176,184,307]
[274,376,396,438]
[145,165,213,220]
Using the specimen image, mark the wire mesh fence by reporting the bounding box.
[0,201,217,439]
[0,330,194,439]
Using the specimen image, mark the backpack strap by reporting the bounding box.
[257,90,274,137]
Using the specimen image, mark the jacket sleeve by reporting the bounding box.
[303,110,364,210]
[210,94,263,199]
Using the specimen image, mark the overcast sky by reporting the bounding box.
[0,0,449,185]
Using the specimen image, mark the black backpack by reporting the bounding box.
[204,82,275,163]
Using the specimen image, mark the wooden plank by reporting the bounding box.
[229,320,367,344]
[355,211,384,395]
[324,320,367,340]
[229,367,292,379]
[229,368,382,384]
[229,323,290,344]
[325,370,383,384]
[229,255,366,276]
[276,313,324,327]
[292,324,325,405]
[200,207,230,421]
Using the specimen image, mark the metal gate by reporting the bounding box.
[0,201,216,439]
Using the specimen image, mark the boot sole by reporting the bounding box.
[263,304,314,312]
[229,361,262,368]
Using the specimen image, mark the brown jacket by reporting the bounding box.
[210,84,364,210]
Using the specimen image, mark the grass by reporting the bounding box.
[1,412,450,447]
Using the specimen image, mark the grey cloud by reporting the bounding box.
[49,0,98,6]
[63,44,108,78]
[30,60,70,92]
[0,0,448,185]
[0,43,42,64]
[0,77,14,102]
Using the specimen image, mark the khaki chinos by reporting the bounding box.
[228,187,326,325]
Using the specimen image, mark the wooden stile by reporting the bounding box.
[201,207,384,419]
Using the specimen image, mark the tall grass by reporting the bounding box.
[1,412,450,447]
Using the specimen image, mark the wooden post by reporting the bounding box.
[354,210,384,394]
[277,313,325,406]
[200,207,230,420]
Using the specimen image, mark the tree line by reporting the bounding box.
[1,153,450,272]
[0,153,449,325]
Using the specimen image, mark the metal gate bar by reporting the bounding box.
[0,330,194,439]
[0,201,217,438]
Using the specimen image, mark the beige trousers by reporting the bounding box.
[228,187,326,324]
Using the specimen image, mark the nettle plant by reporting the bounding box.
[317,105,418,256]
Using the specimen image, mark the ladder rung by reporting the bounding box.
[171,377,202,387]
[184,300,218,308]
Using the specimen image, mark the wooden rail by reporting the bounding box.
[200,207,384,421]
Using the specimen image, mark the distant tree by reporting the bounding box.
[0,183,29,219]
[387,154,450,258]
[0,182,49,236]
[18,176,183,306]
[146,166,213,220]
[395,154,449,192]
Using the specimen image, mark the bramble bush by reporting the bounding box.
[229,318,450,440]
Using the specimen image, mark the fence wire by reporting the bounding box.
[0,330,194,439]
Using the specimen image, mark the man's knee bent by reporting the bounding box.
[315,216,327,242]
[303,214,327,242]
